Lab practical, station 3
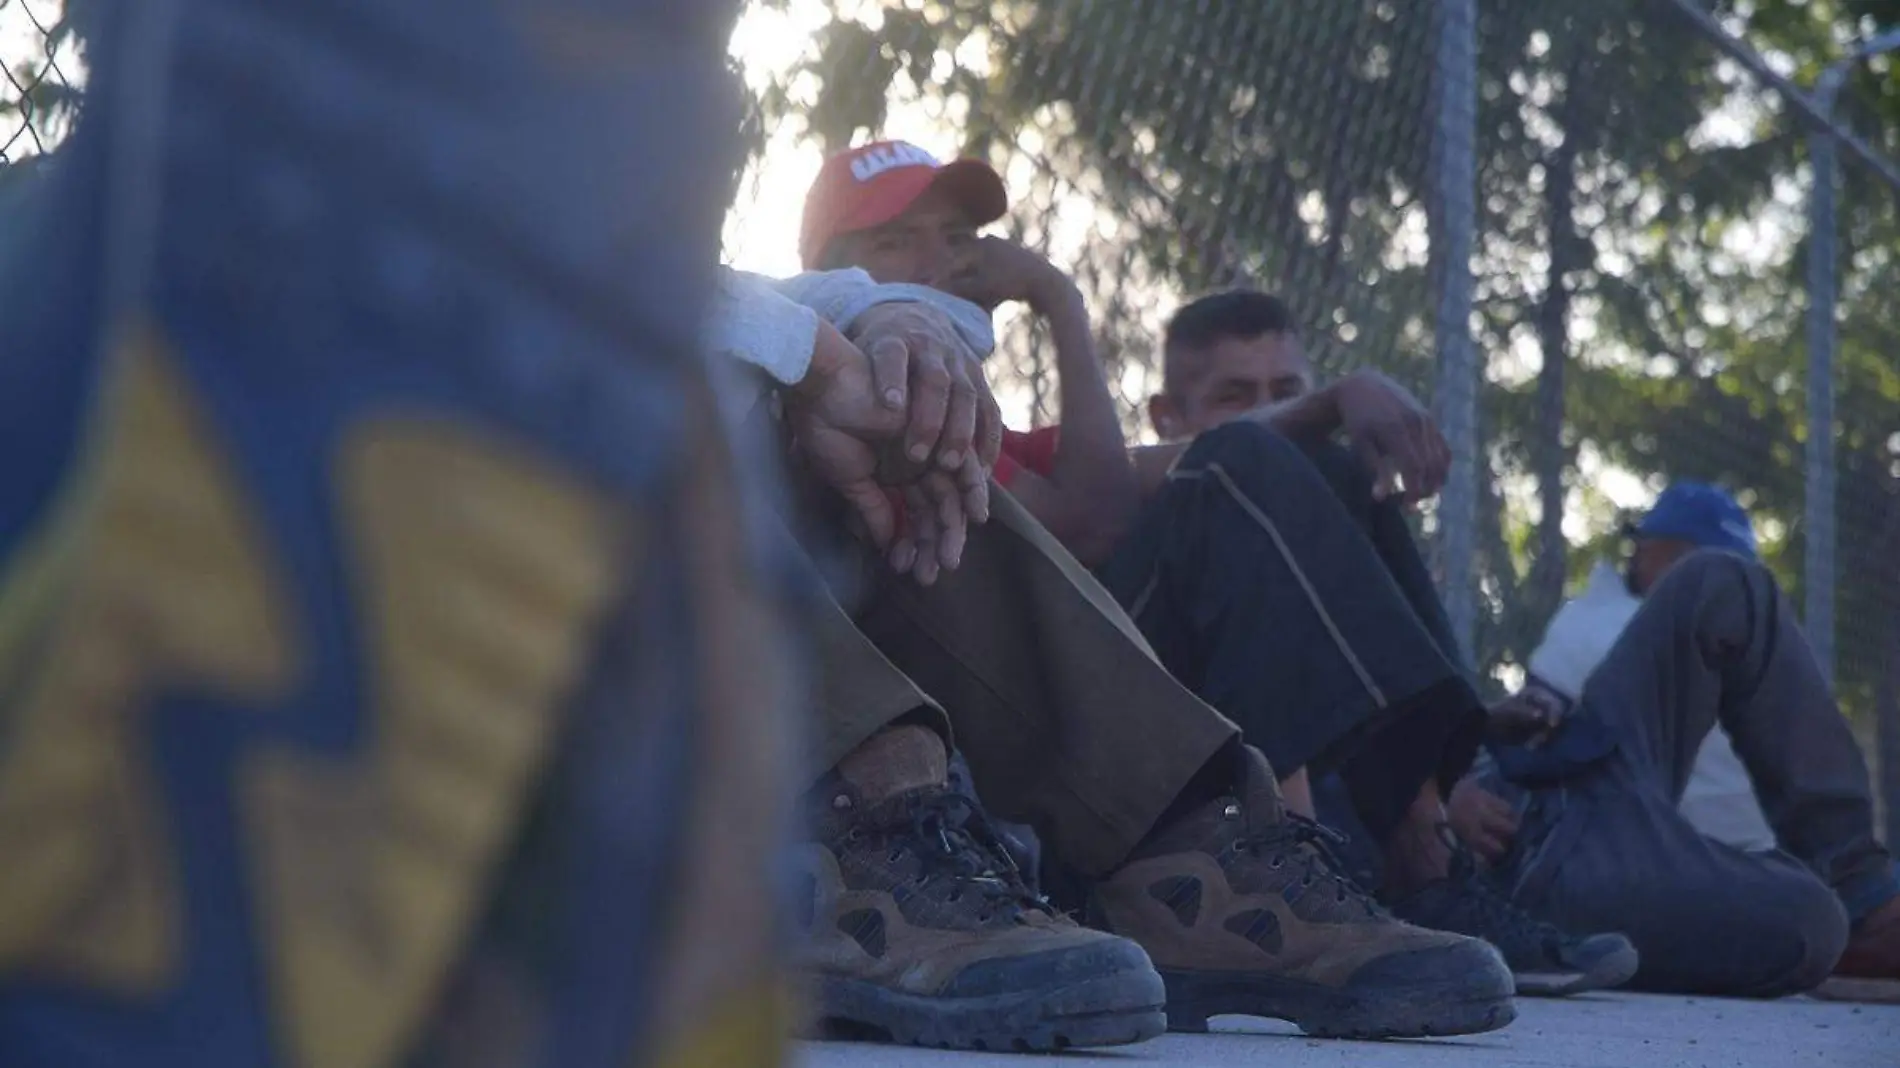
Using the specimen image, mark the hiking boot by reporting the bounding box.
[795,730,1165,1052]
[1090,747,1515,1039]
[949,750,1042,895]
[1389,840,1639,997]
[1834,893,1900,981]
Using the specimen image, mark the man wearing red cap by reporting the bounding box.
[803,140,1142,564]
[784,141,1527,1050]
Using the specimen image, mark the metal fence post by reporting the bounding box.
[1434,0,1480,662]
[1806,84,1840,686]
[1804,28,1900,686]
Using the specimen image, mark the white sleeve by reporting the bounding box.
[704,269,822,387]
[701,267,998,405]
[1525,599,1597,701]
[771,268,997,359]
[1526,573,1643,700]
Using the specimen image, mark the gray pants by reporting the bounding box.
[1495,551,1896,997]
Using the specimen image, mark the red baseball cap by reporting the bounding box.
[799,140,1008,269]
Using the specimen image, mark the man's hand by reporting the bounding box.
[848,301,1003,512]
[848,302,1000,583]
[785,305,1002,584]
[784,320,908,552]
[893,471,975,587]
[1447,778,1519,864]
[1486,682,1569,746]
[937,237,1078,316]
[1333,370,1451,506]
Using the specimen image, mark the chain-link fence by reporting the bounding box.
[0,0,80,168]
[722,0,1900,834]
[6,0,1899,833]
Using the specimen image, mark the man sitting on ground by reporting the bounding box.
[1448,483,1900,997]
[1123,289,1635,994]
[798,142,1634,996]
[731,262,1521,1049]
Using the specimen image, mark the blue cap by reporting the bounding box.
[1633,482,1758,559]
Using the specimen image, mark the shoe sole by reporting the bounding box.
[1513,970,1594,997]
[1159,968,1517,1040]
[1516,939,1641,997]
[814,968,1168,1052]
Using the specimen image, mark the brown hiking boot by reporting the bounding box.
[795,728,1166,1052]
[1091,748,1516,1039]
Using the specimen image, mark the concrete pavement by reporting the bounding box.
[799,992,1898,1068]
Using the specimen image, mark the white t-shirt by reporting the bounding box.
[1529,562,1777,853]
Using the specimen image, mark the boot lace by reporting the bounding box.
[859,791,1052,923]
[1439,826,1565,960]
[1234,812,1382,917]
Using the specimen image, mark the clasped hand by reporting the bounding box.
[783,304,1004,584]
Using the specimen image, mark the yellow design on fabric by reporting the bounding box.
[245,419,633,1068]
[0,328,300,991]
[645,982,793,1068]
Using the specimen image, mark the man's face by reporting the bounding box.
[1628,537,1697,597]
[827,186,976,287]
[1150,332,1313,441]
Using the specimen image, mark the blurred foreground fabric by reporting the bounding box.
[0,1,797,1066]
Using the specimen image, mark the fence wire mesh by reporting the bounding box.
[1827,102,1900,837]
[4,0,1898,829]
[721,0,1900,829]
[0,0,80,168]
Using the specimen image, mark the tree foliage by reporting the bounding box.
[4,0,1897,734]
[0,0,84,165]
[740,0,1900,720]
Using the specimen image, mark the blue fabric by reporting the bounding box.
[1488,714,1620,788]
[0,0,750,1066]
[1839,859,1900,927]
[1634,482,1758,559]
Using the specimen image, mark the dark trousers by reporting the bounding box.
[1095,422,1484,845]
[1491,550,1897,997]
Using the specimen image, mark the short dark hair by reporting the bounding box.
[1162,290,1299,396]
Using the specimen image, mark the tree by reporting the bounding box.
[0,0,83,167]
[740,0,1900,703]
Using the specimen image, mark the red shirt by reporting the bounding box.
[994,426,1061,487]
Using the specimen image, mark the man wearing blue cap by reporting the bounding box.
[1449,482,1900,996]
[1625,479,1766,585]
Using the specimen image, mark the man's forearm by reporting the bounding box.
[1042,288,1135,502]
[1126,383,1345,499]
[1252,382,1344,441]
